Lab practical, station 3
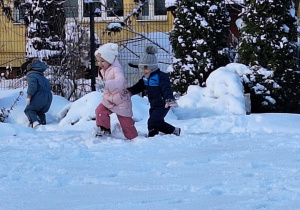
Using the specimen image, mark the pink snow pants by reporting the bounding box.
[95,103,138,140]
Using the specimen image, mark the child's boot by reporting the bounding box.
[173,127,181,136]
[95,126,111,137]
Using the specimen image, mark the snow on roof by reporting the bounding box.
[165,0,176,8]
[165,0,243,8]
[225,0,243,4]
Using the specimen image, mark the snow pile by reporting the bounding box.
[175,63,251,118]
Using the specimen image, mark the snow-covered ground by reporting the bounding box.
[1,63,300,210]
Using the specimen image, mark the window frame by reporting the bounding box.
[79,0,124,22]
[64,0,79,20]
[137,0,167,21]
[12,0,26,24]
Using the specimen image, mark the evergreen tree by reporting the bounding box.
[239,0,300,113]
[169,0,230,94]
[23,0,65,64]
[22,0,82,99]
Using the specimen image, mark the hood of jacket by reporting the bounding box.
[30,61,48,72]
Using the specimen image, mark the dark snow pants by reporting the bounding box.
[147,107,175,137]
[24,103,50,125]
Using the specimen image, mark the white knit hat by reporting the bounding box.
[94,43,119,64]
[138,45,159,71]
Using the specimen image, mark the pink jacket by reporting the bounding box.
[99,59,133,117]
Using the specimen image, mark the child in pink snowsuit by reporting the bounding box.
[94,43,138,140]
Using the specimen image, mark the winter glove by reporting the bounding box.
[95,81,105,92]
[26,96,31,105]
[165,99,178,108]
[95,84,101,92]
[123,89,132,96]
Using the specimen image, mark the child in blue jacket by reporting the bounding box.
[22,58,53,128]
[127,45,181,137]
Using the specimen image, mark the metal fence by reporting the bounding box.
[0,4,173,95]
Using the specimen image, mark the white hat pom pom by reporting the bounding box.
[111,43,118,51]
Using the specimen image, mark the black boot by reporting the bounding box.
[148,129,159,137]
[95,126,111,137]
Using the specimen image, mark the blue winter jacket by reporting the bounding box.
[26,61,52,110]
[128,69,174,108]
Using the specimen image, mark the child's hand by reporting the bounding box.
[123,89,132,96]
[95,81,105,92]
[26,97,31,105]
[95,84,100,91]
[165,99,178,108]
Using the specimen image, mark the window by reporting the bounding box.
[139,0,167,21]
[107,0,123,17]
[82,0,123,19]
[154,0,166,16]
[63,0,79,18]
[83,1,102,18]
[13,0,26,23]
